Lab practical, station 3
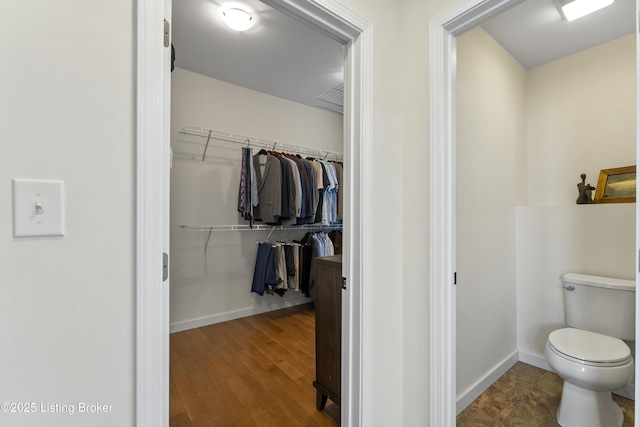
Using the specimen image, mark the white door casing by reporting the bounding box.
[136,0,169,426]
[162,0,172,424]
[135,0,373,426]
[428,1,533,424]
[635,0,639,415]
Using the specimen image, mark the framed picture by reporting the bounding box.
[594,165,636,204]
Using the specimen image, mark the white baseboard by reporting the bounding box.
[614,383,635,400]
[518,350,552,371]
[457,349,636,416]
[169,296,313,333]
[456,351,519,415]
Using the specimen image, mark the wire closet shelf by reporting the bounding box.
[181,223,343,253]
[177,125,344,163]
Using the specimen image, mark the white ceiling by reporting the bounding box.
[172,0,344,113]
[172,0,636,112]
[481,0,635,69]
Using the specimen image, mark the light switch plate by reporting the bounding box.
[12,179,65,237]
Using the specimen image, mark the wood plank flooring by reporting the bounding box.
[170,303,340,426]
[173,310,636,426]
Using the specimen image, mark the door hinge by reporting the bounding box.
[163,252,169,281]
[454,272,457,285]
[164,19,170,48]
[342,277,347,290]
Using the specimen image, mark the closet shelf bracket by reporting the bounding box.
[201,129,212,162]
[204,229,213,254]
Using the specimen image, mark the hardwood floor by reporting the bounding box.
[170,303,340,426]
[173,311,636,426]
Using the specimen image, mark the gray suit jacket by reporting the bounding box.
[253,153,282,223]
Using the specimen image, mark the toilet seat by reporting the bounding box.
[548,328,632,367]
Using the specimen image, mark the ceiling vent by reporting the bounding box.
[314,84,343,114]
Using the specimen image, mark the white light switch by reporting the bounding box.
[12,179,65,237]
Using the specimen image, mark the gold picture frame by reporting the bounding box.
[594,165,636,204]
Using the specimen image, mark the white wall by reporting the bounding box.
[0,1,134,426]
[527,34,636,206]
[169,68,342,330]
[516,205,635,360]
[455,27,527,397]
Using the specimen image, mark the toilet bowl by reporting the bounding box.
[544,273,635,427]
[545,328,633,427]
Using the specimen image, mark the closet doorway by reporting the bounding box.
[135,0,373,425]
[428,0,638,425]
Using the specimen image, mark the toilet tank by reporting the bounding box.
[563,273,636,340]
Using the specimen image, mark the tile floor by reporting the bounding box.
[456,362,635,426]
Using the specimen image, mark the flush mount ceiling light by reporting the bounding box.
[221,8,253,32]
[556,0,615,22]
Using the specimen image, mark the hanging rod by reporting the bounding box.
[180,223,343,253]
[177,125,343,163]
[180,224,343,232]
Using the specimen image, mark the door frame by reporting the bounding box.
[135,0,373,426]
[136,0,167,425]
[428,2,526,423]
[429,0,639,425]
[634,0,640,412]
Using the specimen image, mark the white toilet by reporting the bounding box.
[545,273,635,427]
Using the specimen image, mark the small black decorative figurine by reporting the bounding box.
[576,173,595,204]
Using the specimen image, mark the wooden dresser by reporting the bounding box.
[313,255,342,411]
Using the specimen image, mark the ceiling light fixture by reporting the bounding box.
[556,0,615,22]
[221,8,254,32]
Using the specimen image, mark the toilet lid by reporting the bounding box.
[548,328,631,364]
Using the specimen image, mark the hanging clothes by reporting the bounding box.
[284,243,300,291]
[253,151,282,224]
[331,162,343,222]
[328,229,342,255]
[278,155,302,220]
[251,243,282,296]
[250,231,342,298]
[241,147,343,227]
[238,147,257,226]
[298,231,336,300]
[296,157,316,224]
[276,154,296,220]
[251,241,303,297]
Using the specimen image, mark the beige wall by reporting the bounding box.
[15,0,631,425]
[456,26,527,398]
[400,1,431,422]
[517,34,636,362]
[527,34,636,206]
[0,1,134,426]
[1,0,467,424]
[455,26,635,405]
[347,0,466,422]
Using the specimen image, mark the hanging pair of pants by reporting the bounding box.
[251,243,281,295]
